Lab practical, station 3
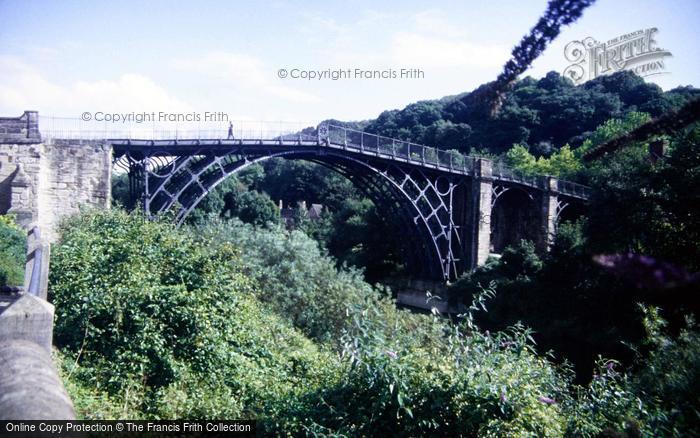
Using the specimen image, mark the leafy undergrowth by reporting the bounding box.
[49,209,698,435]
[50,209,339,419]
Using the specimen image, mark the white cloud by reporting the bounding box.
[411,9,468,39]
[72,74,191,112]
[0,56,67,114]
[296,8,509,72]
[296,10,394,67]
[0,56,191,116]
[391,32,508,69]
[174,51,321,104]
[0,8,509,123]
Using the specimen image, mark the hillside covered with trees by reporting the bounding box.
[357,70,698,156]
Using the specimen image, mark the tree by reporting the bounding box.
[586,123,700,271]
[361,71,696,156]
[506,144,538,175]
[547,144,581,178]
[223,189,280,226]
[423,120,472,151]
[576,111,652,158]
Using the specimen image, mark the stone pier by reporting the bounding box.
[539,177,560,250]
[470,159,494,268]
[0,112,112,240]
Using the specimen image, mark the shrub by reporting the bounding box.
[48,209,696,435]
[629,306,700,434]
[564,359,646,436]
[448,230,645,381]
[196,218,382,345]
[269,292,571,436]
[0,215,26,286]
[50,209,338,419]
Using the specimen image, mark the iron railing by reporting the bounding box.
[557,180,592,199]
[38,116,315,141]
[325,124,476,174]
[324,124,590,199]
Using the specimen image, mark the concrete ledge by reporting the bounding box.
[397,289,449,313]
[393,279,465,313]
[0,293,54,352]
[0,340,76,420]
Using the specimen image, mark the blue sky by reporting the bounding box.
[1,0,698,125]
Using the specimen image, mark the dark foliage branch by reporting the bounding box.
[583,97,700,161]
[479,0,596,116]
[594,254,700,289]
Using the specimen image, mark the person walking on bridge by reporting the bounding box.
[227,122,235,140]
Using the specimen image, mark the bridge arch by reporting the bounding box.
[490,184,540,254]
[121,148,467,280]
[304,158,443,279]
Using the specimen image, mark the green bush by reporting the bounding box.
[50,209,338,419]
[564,358,646,436]
[196,218,382,345]
[448,228,647,381]
[0,215,26,286]
[563,306,700,436]
[48,209,696,434]
[629,307,700,434]
[270,292,593,436]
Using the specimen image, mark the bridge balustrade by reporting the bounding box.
[326,124,478,174]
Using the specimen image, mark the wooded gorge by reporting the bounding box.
[34,71,697,434]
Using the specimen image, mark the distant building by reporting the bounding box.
[307,203,323,221]
[648,139,667,164]
[278,200,323,228]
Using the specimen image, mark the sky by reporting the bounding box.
[0,0,698,129]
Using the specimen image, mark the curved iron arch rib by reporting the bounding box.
[305,157,440,279]
[140,149,465,280]
[304,153,464,280]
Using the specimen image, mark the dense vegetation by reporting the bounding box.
[0,215,26,286]
[358,71,699,155]
[50,210,338,420]
[44,71,700,434]
[50,208,698,434]
[447,116,700,379]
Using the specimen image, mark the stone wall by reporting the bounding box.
[0,111,40,144]
[0,143,42,226]
[0,113,111,240]
[37,140,112,239]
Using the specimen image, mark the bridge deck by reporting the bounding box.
[110,133,591,200]
[42,117,590,200]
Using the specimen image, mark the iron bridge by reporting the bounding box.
[110,123,591,281]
